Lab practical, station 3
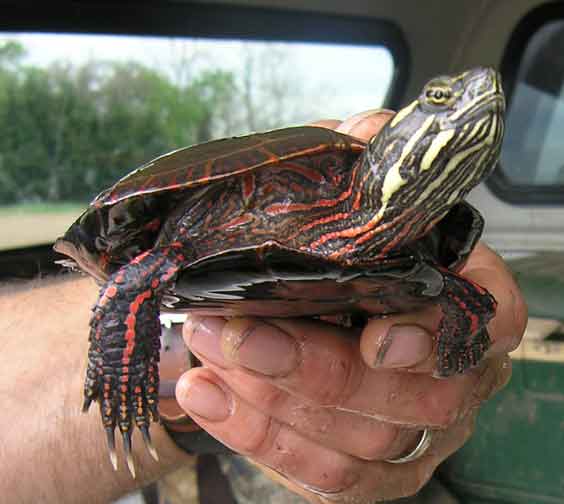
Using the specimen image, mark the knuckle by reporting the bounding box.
[353,424,401,461]
[313,354,362,407]
[432,409,458,429]
[305,462,360,494]
[237,414,280,455]
[422,389,464,428]
[257,384,288,413]
[251,426,361,494]
[286,404,338,439]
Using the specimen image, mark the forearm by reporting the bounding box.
[0,276,192,504]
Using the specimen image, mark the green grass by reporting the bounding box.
[0,202,88,250]
[0,202,86,216]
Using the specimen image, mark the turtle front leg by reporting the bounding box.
[436,269,497,377]
[83,246,184,476]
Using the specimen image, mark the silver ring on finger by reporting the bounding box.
[385,428,432,464]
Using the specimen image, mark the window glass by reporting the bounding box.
[0,34,394,250]
[501,20,564,187]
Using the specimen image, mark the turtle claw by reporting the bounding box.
[140,424,159,462]
[122,430,136,478]
[82,396,93,413]
[126,454,136,478]
[106,427,118,471]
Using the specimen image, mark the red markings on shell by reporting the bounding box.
[242,173,256,204]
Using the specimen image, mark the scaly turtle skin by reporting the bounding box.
[54,67,505,475]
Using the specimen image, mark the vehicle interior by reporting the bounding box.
[1,1,563,503]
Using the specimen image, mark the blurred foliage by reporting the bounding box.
[0,39,330,205]
[0,40,239,204]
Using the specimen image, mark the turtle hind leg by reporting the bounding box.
[436,270,497,377]
[84,246,184,475]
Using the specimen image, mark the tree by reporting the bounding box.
[235,44,329,133]
[0,39,326,206]
[0,40,25,69]
[0,48,238,204]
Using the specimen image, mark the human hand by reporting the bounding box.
[174,110,528,503]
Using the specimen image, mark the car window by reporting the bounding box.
[0,34,394,251]
[495,19,564,201]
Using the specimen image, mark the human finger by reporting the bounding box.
[184,315,481,427]
[194,354,420,461]
[257,411,478,503]
[309,119,342,129]
[176,365,478,502]
[336,108,394,139]
[176,366,366,492]
[360,242,527,374]
[309,109,394,138]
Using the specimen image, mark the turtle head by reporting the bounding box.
[364,67,504,249]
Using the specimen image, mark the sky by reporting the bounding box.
[3,32,394,120]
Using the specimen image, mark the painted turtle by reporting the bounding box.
[54,67,505,474]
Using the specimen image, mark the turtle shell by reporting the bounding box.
[55,125,483,319]
[55,126,364,282]
[94,126,364,207]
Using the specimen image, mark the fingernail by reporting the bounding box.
[185,316,228,367]
[336,109,394,134]
[223,319,298,376]
[373,325,432,368]
[176,377,230,422]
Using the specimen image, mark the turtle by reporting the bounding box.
[54,66,505,475]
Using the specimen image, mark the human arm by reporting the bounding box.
[0,276,193,504]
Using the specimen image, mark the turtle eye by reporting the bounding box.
[424,85,453,106]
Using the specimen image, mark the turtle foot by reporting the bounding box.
[437,325,492,377]
[84,280,163,476]
[436,271,497,377]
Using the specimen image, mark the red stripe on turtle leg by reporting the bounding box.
[121,289,153,366]
[436,270,497,377]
